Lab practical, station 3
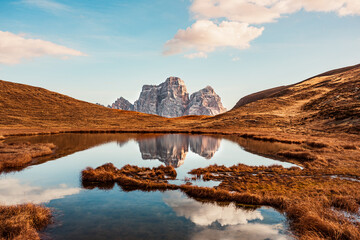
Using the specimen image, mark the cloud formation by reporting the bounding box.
[191,0,360,24]
[163,20,263,58]
[164,0,360,58]
[0,31,86,64]
[0,178,81,205]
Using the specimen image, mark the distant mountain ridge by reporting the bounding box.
[110,77,227,117]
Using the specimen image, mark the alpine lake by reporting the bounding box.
[1,133,299,240]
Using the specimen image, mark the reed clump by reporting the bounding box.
[0,142,56,172]
[82,163,360,240]
[82,163,178,191]
[188,164,360,240]
[0,203,52,240]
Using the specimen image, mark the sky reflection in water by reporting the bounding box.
[1,134,294,239]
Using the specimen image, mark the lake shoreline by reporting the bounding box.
[1,130,360,239]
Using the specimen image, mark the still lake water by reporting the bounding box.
[1,133,297,240]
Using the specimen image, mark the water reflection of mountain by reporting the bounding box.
[137,135,221,167]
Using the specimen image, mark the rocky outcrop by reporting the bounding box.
[111,97,134,111]
[185,86,227,116]
[137,135,221,167]
[110,77,226,117]
[134,77,189,117]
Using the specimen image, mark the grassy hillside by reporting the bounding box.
[204,64,360,134]
[0,80,206,134]
[1,64,359,136]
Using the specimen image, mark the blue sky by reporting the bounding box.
[1,0,360,108]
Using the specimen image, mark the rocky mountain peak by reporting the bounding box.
[111,97,134,111]
[164,76,185,85]
[185,86,227,116]
[110,77,227,117]
[203,85,214,92]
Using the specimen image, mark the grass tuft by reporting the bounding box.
[0,204,51,240]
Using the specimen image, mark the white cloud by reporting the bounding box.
[163,20,264,57]
[190,0,281,24]
[164,0,360,58]
[185,52,208,59]
[20,0,70,12]
[0,31,87,64]
[0,178,81,205]
[191,0,360,23]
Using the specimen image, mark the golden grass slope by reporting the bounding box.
[0,64,359,136]
[205,64,360,135]
[0,80,171,131]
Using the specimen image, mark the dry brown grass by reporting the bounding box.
[0,204,51,240]
[277,150,317,161]
[81,163,360,240]
[1,65,360,239]
[1,64,360,138]
[188,164,360,240]
[82,163,178,191]
[0,142,55,172]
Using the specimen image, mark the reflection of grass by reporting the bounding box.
[0,142,55,172]
[82,163,360,240]
[0,203,51,240]
[190,164,360,239]
[82,163,178,192]
[0,142,55,239]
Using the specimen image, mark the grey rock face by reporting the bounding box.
[156,77,189,117]
[134,77,189,117]
[110,77,226,117]
[111,97,134,111]
[134,85,158,114]
[185,86,227,116]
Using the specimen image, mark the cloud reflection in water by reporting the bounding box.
[163,191,290,240]
[0,178,80,205]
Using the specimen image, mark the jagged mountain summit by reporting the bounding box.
[110,77,227,117]
[111,97,134,111]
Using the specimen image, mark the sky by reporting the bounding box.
[1,0,360,109]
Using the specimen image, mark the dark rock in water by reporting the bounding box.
[109,77,226,117]
[111,97,134,111]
